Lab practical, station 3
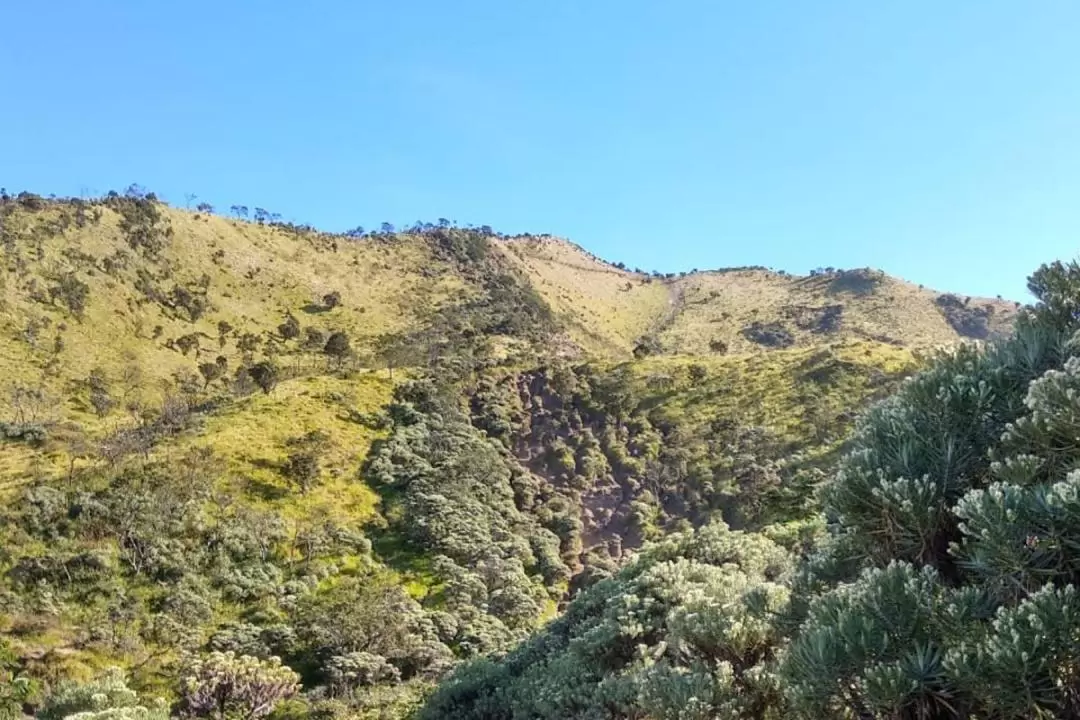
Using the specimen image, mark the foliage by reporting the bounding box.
[249,361,279,394]
[421,522,793,720]
[426,260,1080,719]
[37,668,165,720]
[0,640,37,720]
[177,652,300,720]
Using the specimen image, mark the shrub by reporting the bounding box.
[277,313,300,341]
[176,652,299,720]
[247,361,278,394]
[50,272,90,319]
[323,332,351,366]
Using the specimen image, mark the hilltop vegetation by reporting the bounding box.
[0,187,1040,720]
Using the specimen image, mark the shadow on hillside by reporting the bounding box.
[301,303,330,315]
[244,476,290,501]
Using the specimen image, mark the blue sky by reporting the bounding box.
[3,1,1078,300]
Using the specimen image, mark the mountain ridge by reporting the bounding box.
[0,188,1027,718]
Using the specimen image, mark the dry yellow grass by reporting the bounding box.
[655,268,1016,354]
[0,201,1017,497]
[493,241,1017,357]
[497,237,672,354]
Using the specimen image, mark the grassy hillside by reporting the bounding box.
[500,236,1017,357]
[0,189,1021,719]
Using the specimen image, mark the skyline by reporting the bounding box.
[4,1,1080,301]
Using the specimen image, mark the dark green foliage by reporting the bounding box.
[365,381,567,651]
[826,267,885,296]
[106,191,173,259]
[237,332,262,354]
[291,576,453,687]
[302,327,326,352]
[742,321,795,348]
[282,431,329,494]
[322,291,341,310]
[426,227,490,267]
[323,332,350,365]
[217,321,233,347]
[249,361,279,394]
[0,640,36,719]
[49,271,90,318]
[199,358,226,389]
[15,191,47,212]
[278,312,301,341]
[169,283,210,322]
[935,293,995,339]
[632,334,662,358]
[174,333,202,356]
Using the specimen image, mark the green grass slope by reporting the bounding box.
[0,189,1020,719]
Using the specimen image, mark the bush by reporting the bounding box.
[248,361,279,394]
[177,652,299,720]
[38,668,166,720]
[278,313,300,341]
[50,272,90,319]
[323,332,351,365]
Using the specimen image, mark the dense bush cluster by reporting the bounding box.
[428,259,1080,719]
[364,381,568,653]
[421,521,796,720]
[468,362,821,574]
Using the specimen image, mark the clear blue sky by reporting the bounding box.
[3,1,1078,301]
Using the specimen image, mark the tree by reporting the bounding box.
[177,652,299,720]
[170,284,208,322]
[253,208,270,224]
[248,361,278,394]
[373,332,417,381]
[302,327,327,352]
[709,338,729,354]
[50,272,90,319]
[277,312,300,341]
[175,333,201,357]
[196,202,214,214]
[236,333,261,354]
[87,367,114,418]
[324,331,351,367]
[217,321,233,348]
[633,335,662,359]
[198,359,226,389]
